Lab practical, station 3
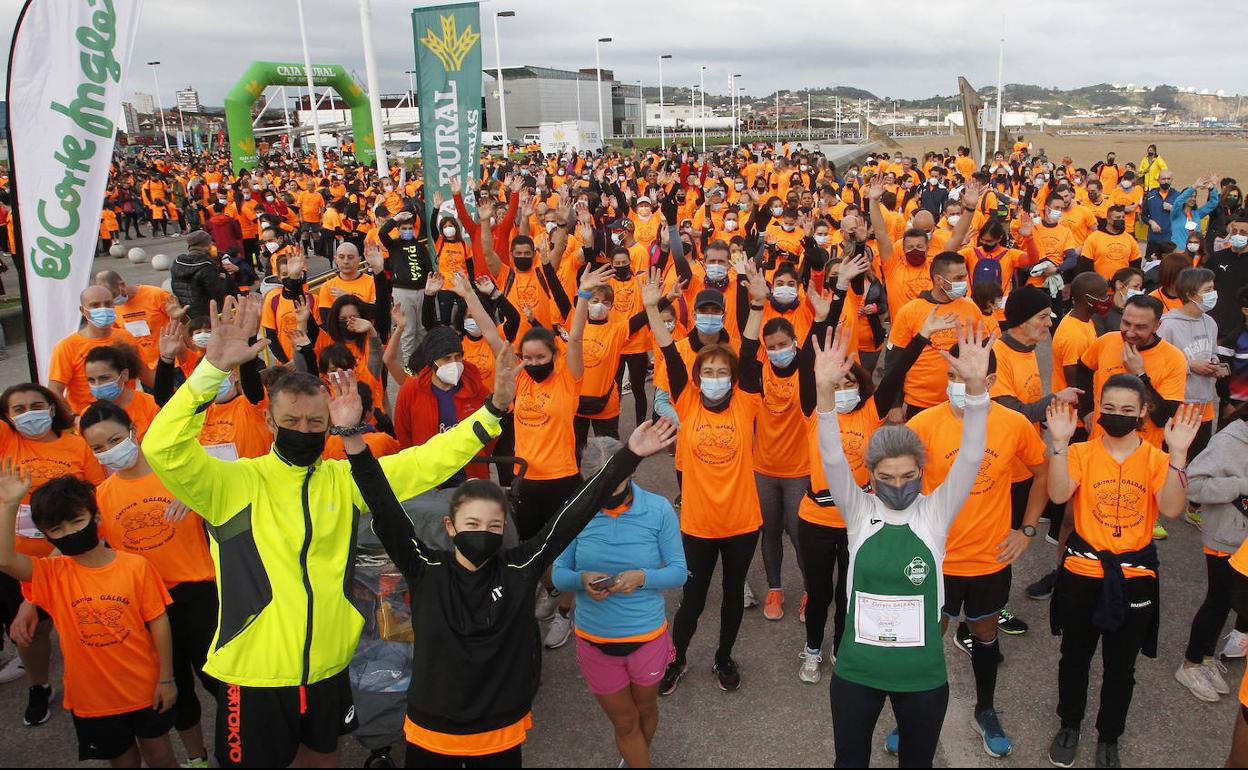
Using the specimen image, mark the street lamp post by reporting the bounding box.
[147,61,171,153]
[733,75,742,145]
[405,70,416,110]
[294,0,325,170]
[595,37,612,139]
[658,54,672,150]
[357,0,389,178]
[699,65,707,153]
[493,11,515,152]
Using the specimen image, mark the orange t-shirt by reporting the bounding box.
[322,430,400,461]
[1082,230,1141,280]
[514,361,582,480]
[198,397,274,460]
[29,552,171,717]
[1051,314,1097,392]
[1148,289,1185,315]
[798,402,882,529]
[95,471,215,588]
[435,239,471,282]
[1060,206,1098,245]
[122,391,161,440]
[1064,438,1168,579]
[883,257,935,321]
[1028,222,1077,282]
[0,424,106,558]
[1109,185,1144,229]
[910,402,1046,576]
[607,275,651,356]
[1081,333,1188,447]
[260,287,319,363]
[579,320,628,420]
[113,285,173,370]
[318,273,377,308]
[298,191,326,223]
[405,713,532,757]
[462,335,497,391]
[753,365,808,478]
[675,387,762,538]
[888,296,983,408]
[48,329,144,415]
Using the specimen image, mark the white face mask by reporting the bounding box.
[946,381,968,410]
[1199,291,1219,312]
[95,434,141,472]
[442,225,458,239]
[436,361,465,387]
[772,284,799,303]
[781,223,795,232]
[814,234,830,245]
[1187,242,1200,254]
[587,301,610,321]
[1125,288,1145,301]
[945,279,969,299]
[545,221,558,234]
[700,376,732,401]
[1231,234,1248,251]
[946,214,961,227]
[1046,209,1062,223]
[463,318,481,336]
[705,263,729,282]
[192,332,213,349]
[834,388,861,413]
[771,207,784,217]
[663,319,676,332]
[723,220,738,232]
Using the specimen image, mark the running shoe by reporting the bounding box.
[659,661,687,696]
[972,707,1013,758]
[1095,740,1121,768]
[1048,727,1080,768]
[620,380,633,396]
[1045,532,1060,546]
[0,655,24,685]
[543,612,573,649]
[763,589,784,621]
[743,583,758,609]
[955,623,974,656]
[534,587,560,623]
[797,648,822,684]
[1174,663,1220,702]
[1221,630,1248,659]
[713,657,741,691]
[1027,570,1059,600]
[997,607,1028,635]
[1153,524,1168,540]
[884,728,899,756]
[799,592,808,624]
[1185,506,1203,531]
[1202,657,1231,695]
[23,684,52,727]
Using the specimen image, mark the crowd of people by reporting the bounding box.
[1,135,1248,769]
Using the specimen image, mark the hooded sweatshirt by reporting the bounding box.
[1159,308,1219,405]
[1187,419,1248,555]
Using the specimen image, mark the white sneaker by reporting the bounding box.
[743,583,758,609]
[620,381,633,396]
[0,655,24,685]
[544,612,573,649]
[1202,658,1231,695]
[1222,630,1248,659]
[534,587,560,623]
[798,649,823,684]
[1175,663,1220,702]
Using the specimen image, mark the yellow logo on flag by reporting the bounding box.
[420,14,480,72]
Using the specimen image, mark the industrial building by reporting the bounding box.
[483,65,641,140]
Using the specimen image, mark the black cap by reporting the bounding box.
[1003,286,1051,330]
[694,288,725,311]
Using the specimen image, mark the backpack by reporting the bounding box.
[972,247,1003,288]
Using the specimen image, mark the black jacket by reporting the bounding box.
[379,214,434,290]
[170,247,232,320]
[1208,248,1248,339]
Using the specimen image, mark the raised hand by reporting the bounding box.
[641,267,665,309]
[626,418,678,458]
[491,345,520,411]
[292,295,311,326]
[0,459,31,506]
[1052,387,1084,406]
[579,264,614,294]
[346,316,375,336]
[474,274,498,297]
[807,281,832,321]
[165,297,190,323]
[389,304,407,332]
[327,369,363,428]
[1018,210,1035,237]
[744,261,770,304]
[838,254,871,288]
[424,273,446,297]
[159,320,187,361]
[446,272,474,299]
[939,321,997,393]
[1046,400,1078,445]
[1164,402,1203,455]
[813,325,856,403]
[204,296,270,372]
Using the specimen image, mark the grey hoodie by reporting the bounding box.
[1187,419,1248,554]
[1159,308,1219,404]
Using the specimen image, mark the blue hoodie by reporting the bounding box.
[553,483,686,642]
[1169,186,1221,245]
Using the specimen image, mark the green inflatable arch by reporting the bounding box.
[224,61,376,172]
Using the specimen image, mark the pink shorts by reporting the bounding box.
[574,630,675,696]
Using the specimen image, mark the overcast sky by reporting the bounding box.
[3,0,1243,106]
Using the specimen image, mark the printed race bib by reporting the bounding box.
[854,592,924,648]
[124,320,152,338]
[15,504,43,539]
[203,443,240,462]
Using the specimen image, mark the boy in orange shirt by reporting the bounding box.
[0,466,176,768]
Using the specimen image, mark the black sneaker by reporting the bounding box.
[23,684,52,727]
[1095,740,1120,768]
[955,623,973,656]
[1048,727,1080,768]
[1027,570,1059,600]
[998,606,1029,635]
[713,657,741,691]
[659,661,687,697]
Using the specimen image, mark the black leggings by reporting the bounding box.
[123,212,142,238]
[494,414,516,487]
[831,675,949,768]
[166,580,221,731]
[614,352,650,425]
[513,474,584,541]
[672,529,759,667]
[1185,553,1248,664]
[406,743,521,768]
[1189,420,1214,465]
[798,518,849,654]
[151,218,168,237]
[574,415,620,462]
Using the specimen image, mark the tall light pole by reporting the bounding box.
[295,0,325,170]
[405,69,416,109]
[690,85,697,143]
[993,36,1005,154]
[699,65,707,153]
[728,73,736,147]
[595,37,612,138]
[358,0,389,178]
[493,11,515,152]
[636,81,644,138]
[733,75,743,145]
[775,89,781,146]
[658,54,672,150]
[807,90,812,141]
[147,61,170,153]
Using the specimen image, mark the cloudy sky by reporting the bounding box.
[3,0,1243,106]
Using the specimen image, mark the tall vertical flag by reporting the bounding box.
[412,1,483,254]
[5,0,145,382]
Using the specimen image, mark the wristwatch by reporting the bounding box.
[1021,525,1037,538]
[329,424,368,437]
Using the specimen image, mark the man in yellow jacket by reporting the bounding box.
[143,295,518,769]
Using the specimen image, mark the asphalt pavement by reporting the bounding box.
[0,235,1241,767]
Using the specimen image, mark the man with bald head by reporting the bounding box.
[317,241,381,326]
[94,269,178,369]
[48,285,152,415]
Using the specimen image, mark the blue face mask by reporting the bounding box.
[215,376,236,403]
[700,376,732,402]
[89,379,123,402]
[399,229,415,241]
[767,345,798,368]
[113,293,128,306]
[705,264,729,282]
[695,313,724,335]
[12,409,53,438]
[86,307,116,328]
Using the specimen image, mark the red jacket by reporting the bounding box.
[394,364,492,479]
[206,212,243,254]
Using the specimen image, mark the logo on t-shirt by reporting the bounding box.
[74,598,131,647]
[904,557,930,586]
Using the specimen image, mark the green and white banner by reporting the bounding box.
[412,1,483,236]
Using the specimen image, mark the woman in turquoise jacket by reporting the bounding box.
[1170,178,1221,245]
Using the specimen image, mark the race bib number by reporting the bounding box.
[124,320,152,338]
[15,504,43,539]
[854,591,924,648]
[203,443,240,462]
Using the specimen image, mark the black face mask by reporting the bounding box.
[513,256,534,272]
[614,267,632,282]
[1097,413,1141,438]
[1107,222,1125,235]
[452,530,503,568]
[274,426,327,466]
[526,361,554,382]
[49,518,100,556]
[281,277,303,300]
[603,484,633,510]
[1160,183,1172,192]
